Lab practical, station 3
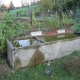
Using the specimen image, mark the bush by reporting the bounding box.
[44,16,59,31]
[0,13,24,53]
[27,13,41,31]
[62,12,71,28]
[53,4,59,12]
[34,11,41,16]
[70,19,76,25]
[71,23,80,32]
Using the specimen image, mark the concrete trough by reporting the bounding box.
[7,33,80,71]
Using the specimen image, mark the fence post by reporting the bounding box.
[30,10,32,28]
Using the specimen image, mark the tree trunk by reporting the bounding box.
[30,10,32,29]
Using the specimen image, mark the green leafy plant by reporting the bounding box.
[12,41,22,47]
[71,23,80,32]
[36,64,43,69]
[44,16,59,31]
[32,13,41,30]
[62,12,71,28]
[70,19,76,25]
[27,13,41,31]
[0,13,24,53]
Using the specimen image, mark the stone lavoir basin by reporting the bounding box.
[7,33,80,71]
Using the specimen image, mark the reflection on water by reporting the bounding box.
[43,33,79,42]
[12,39,30,47]
[18,40,30,47]
[11,33,79,47]
[11,39,42,47]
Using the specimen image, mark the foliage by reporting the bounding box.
[34,11,41,16]
[0,56,5,64]
[12,41,22,47]
[71,22,80,32]
[44,16,59,31]
[62,0,80,21]
[40,0,53,11]
[63,0,73,10]
[27,22,32,31]
[33,13,41,30]
[53,4,59,12]
[0,4,7,12]
[70,19,76,24]
[62,0,80,11]
[62,12,71,27]
[0,13,24,53]
[17,10,26,17]
[17,10,22,17]
[27,13,41,31]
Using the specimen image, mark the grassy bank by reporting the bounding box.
[9,5,39,17]
[0,50,80,80]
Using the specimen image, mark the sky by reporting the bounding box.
[4,0,39,7]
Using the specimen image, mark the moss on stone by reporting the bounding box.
[14,57,22,71]
[28,50,45,67]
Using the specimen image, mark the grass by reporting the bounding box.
[0,50,80,80]
[9,5,39,17]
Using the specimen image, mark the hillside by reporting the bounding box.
[9,5,39,17]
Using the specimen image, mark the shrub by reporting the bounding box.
[27,13,41,31]
[44,16,59,31]
[34,11,41,16]
[0,13,24,53]
[71,23,80,32]
[62,12,71,28]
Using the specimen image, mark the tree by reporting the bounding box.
[9,1,15,10]
[35,1,40,5]
[40,0,53,11]
[21,0,28,7]
[72,0,80,22]
[0,4,7,12]
[62,0,80,22]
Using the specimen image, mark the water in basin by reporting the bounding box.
[11,39,41,47]
[38,33,79,42]
[11,33,79,47]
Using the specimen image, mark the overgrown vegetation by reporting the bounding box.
[44,16,60,31]
[62,12,71,28]
[0,13,24,53]
[40,0,53,11]
[71,22,80,32]
[27,13,41,31]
